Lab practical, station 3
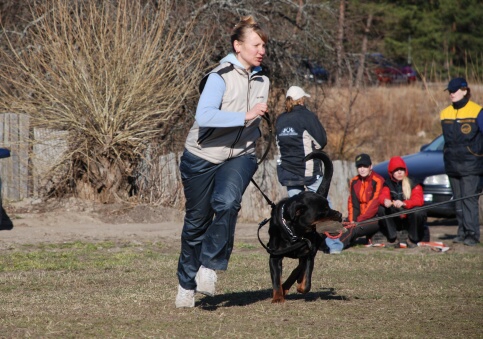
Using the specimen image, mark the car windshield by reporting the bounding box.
[422,135,444,151]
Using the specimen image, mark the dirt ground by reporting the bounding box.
[0,197,481,254]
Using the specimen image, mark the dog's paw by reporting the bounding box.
[271,298,285,303]
[272,290,286,303]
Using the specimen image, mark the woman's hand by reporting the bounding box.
[383,199,392,208]
[393,200,406,208]
[245,103,268,121]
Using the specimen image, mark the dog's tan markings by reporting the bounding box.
[272,278,285,303]
[296,277,307,294]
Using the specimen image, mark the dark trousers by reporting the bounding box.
[338,220,381,248]
[449,175,481,241]
[177,150,257,290]
[378,205,426,243]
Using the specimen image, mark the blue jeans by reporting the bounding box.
[177,150,258,290]
[287,176,323,197]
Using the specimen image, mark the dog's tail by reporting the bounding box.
[304,150,333,199]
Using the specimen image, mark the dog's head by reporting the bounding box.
[273,191,341,238]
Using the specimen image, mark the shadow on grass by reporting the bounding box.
[427,218,458,226]
[198,287,348,309]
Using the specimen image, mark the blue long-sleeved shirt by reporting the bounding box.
[195,53,262,128]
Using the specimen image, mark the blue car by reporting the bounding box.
[372,135,457,218]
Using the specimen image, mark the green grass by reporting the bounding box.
[0,240,481,338]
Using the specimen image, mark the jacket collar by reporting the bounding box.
[219,53,263,75]
[452,97,469,110]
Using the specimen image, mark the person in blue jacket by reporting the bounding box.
[0,147,13,231]
[275,86,327,197]
[175,16,270,308]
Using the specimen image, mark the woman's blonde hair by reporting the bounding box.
[231,16,268,53]
[402,176,412,200]
[285,97,305,112]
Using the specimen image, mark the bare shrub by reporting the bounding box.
[0,0,207,202]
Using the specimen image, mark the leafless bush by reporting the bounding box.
[0,0,207,202]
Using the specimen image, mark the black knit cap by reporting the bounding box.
[355,153,372,167]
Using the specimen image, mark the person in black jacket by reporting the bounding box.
[275,86,327,197]
[440,77,483,246]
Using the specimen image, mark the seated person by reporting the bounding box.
[377,156,426,248]
[324,153,385,253]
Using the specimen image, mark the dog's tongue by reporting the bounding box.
[315,220,347,235]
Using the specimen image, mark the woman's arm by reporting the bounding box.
[195,74,245,127]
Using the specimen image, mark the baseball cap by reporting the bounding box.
[286,86,311,100]
[445,77,468,92]
[355,153,372,167]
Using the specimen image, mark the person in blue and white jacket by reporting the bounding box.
[175,16,270,308]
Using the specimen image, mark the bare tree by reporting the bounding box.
[355,12,373,88]
[335,0,346,87]
[0,0,207,202]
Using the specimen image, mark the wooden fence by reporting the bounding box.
[0,113,357,221]
[149,152,355,222]
[0,113,29,201]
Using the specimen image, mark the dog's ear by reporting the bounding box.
[286,201,307,221]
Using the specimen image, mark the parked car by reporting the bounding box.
[373,135,455,218]
[366,53,417,85]
[297,59,330,84]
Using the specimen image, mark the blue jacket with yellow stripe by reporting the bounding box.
[440,98,483,176]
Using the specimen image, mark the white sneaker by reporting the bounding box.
[195,265,217,296]
[175,285,195,308]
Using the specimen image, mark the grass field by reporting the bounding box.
[1,239,481,338]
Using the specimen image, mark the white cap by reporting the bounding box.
[286,86,311,100]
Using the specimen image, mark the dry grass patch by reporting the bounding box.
[1,240,481,338]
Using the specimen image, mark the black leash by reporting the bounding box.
[250,178,276,208]
[257,192,483,252]
[256,113,272,165]
[351,191,483,227]
[250,112,276,208]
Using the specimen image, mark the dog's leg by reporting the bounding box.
[269,256,285,303]
[296,256,314,294]
[282,261,305,293]
[297,257,314,294]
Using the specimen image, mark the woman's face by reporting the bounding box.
[449,88,467,102]
[234,29,266,70]
[357,165,372,178]
[392,168,406,181]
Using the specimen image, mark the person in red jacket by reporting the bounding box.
[324,153,384,253]
[378,156,426,247]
